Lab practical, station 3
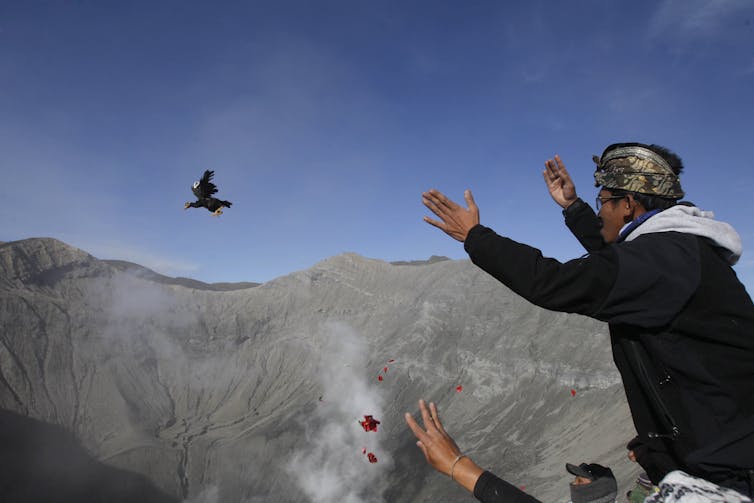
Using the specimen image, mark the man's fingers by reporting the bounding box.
[464,189,477,212]
[416,440,430,461]
[405,412,429,444]
[544,159,556,180]
[543,170,555,187]
[555,154,565,170]
[429,401,438,419]
[422,190,444,210]
[546,158,563,179]
[553,156,572,180]
[429,402,447,434]
[426,189,459,212]
[423,216,447,231]
[419,399,435,430]
[422,189,476,242]
[424,189,474,214]
[422,195,451,220]
[425,189,450,209]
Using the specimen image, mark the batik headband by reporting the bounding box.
[593,145,684,198]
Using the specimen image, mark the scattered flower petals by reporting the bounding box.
[377,375,383,382]
[359,415,381,432]
[367,452,378,463]
[456,385,463,393]
[570,389,577,397]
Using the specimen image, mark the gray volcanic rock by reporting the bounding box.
[389,255,450,266]
[0,238,638,503]
[104,260,260,291]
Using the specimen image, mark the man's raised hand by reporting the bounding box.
[422,189,479,242]
[543,155,578,209]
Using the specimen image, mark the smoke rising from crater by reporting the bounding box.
[287,322,392,503]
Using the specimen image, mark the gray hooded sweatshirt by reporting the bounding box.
[623,204,742,265]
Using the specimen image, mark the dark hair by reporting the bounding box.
[602,142,684,210]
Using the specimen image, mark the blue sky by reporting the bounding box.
[2,0,753,293]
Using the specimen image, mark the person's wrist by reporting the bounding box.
[563,197,579,209]
[462,224,482,245]
[449,454,467,480]
[562,197,584,216]
[450,456,485,493]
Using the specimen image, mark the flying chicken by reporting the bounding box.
[184,170,233,216]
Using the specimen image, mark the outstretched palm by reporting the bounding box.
[422,189,480,242]
[543,155,578,209]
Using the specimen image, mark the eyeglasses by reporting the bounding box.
[595,194,626,211]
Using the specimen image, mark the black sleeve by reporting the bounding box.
[473,471,542,503]
[463,226,701,328]
[463,224,616,317]
[563,198,606,252]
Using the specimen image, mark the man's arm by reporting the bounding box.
[422,189,699,325]
[542,155,605,252]
[422,188,613,316]
[463,225,700,327]
[563,198,606,252]
[463,224,615,317]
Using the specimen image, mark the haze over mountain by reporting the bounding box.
[0,238,638,502]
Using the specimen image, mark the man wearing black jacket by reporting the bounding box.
[420,143,754,498]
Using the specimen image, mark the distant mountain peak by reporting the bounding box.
[2,237,91,256]
[390,255,450,266]
[105,260,259,291]
[0,237,96,283]
[0,238,259,290]
[313,252,452,269]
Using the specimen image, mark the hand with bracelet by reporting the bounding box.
[404,399,484,493]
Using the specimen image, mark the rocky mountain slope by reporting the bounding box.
[0,238,637,502]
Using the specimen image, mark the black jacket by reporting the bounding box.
[464,199,754,496]
[473,471,541,503]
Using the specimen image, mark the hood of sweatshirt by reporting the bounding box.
[624,204,742,265]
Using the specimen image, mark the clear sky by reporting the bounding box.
[2,0,753,293]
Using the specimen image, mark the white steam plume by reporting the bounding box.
[287,321,392,503]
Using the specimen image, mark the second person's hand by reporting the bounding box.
[405,399,484,493]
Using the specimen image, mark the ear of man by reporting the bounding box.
[624,194,647,223]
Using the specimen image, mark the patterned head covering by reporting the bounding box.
[593,145,684,198]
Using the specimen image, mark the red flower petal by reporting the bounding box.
[456,385,463,392]
[520,485,526,491]
[387,359,395,363]
[367,452,378,463]
[570,389,577,397]
[361,447,367,454]
[383,366,388,373]
[359,415,381,432]
[377,375,383,382]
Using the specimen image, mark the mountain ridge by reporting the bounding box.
[0,237,637,503]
